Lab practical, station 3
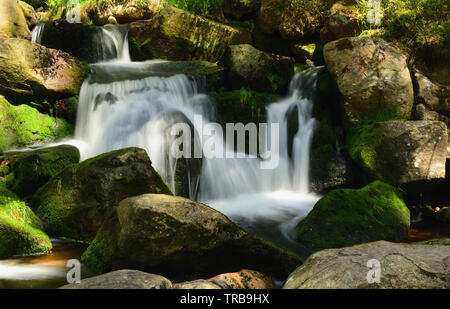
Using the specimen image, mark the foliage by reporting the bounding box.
[167,0,223,17]
[356,0,449,48]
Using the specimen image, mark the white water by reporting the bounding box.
[31,23,46,44]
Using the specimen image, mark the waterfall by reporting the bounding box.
[68,26,320,252]
[31,23,46,44]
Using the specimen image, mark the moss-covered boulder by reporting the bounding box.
[33,147,172,241]
[0,38,87,106]
[0,96,73,153]
[223,44,294,94]
[324,37,414,124]
[3,145,80,197]
[19,1,38,30]
[0,183,52,259]
[128,6,252,62]
[320,0,362,43]
[347,120,448,185]
[82,194,301,279]
[0,0,31,39]
[296,181,411,252]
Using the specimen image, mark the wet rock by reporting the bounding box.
[296,181,410,252]
[81,194,301,279]
[283,240,450,289]
[33,147,172,241]
[60,270,172,289]
[0,0,31,39]
[223,44,294,94]
[324,37,414,123]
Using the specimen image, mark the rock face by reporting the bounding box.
[324,37,414,123]
[33,147,172,241]
[0,96,73,153]
[222,0,261,20]
[81,194,301,279]
[60,270,172,289]
[296,181,410,252]
[18,1,38,29]
[128,6,252,62]
[83,0,162,25]
[0,184,52,259]
[413,70,450,119]
[0,38,86,105]
[4,145,80,197]
[283,240,450,289]
[347,120,448,184]
[223,44,294,94]
[320,0,361,43]
[0,0,31,39]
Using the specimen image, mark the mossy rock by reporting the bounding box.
[33,147,172,241]
[81,194,301,279]
[3,145,80,197]
[0,182,52,259]
[296,181,410,252]
[0,96,73,153]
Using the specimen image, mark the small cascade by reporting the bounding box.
[31,23,46,44]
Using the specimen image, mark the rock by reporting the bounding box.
[0,0,31,39]
[279,0,334,40]
[290,43,322,63]
[208,269,277,289]
[413,104,450,144]
[320,0,361,43]
[128,6,252,62]
[172,280,221,289]
[0,96,73,153]
[81,194,301,279]
[21,1,46,10]
[0,184,52,259]
[222,0,261,20]
[0,38,87,106]
[347,120,448,184]
[324,37,414,123]
[3,145,80,197]
[258,0,286,34]
[296,181,410,252]
[82,0,162,26]
[60,270,172,289]
[413,70,450,118]
[33,147,172,241]
[283,240,450,289]
[18,1,38,29]
[223,44,295,94]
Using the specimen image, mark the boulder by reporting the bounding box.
[258,0,286,34]
[82,0,162,25]
[347,120,448,184]
[172,280,221,289]
[283,239,450,289]
[296,181,410,252]
[81,194,301,279]
[128,6,252,62]
[33,147,172,241]
[324,37,414,123]
[279,0,335,40]
[3,145,80,197]
[0,38,87,106]
[222,0,261,20]
[208,269,277,289]
[320,0,362,43]
[223,44,295,94]
[0,184,52,259]
[413,70,450,118]
[18,1,39,29]
[0,96,73,153]
[60,270,172,289]
[0,0,31,39]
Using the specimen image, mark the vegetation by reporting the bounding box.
[168,0,223,17]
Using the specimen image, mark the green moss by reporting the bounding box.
[0,96,73,153]
[297,181,410,252]
[0,182,52,258]
[167,0,223,18]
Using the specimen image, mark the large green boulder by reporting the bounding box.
[222,44,294,94]
[128,6,252,62]
[296,181,411,252]
[33,147,172,241]
[0,183,52,259]
[0,96,73,153]
[324,37,414,124]
[82,194,301,279]
[0,38,87,106]
[347,120,448,185]
[3,145,80,197]
[0,0,31,39]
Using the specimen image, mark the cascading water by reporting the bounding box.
[31,23,46,44]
